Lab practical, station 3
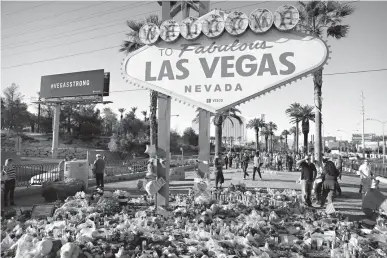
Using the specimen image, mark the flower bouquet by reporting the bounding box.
[113,190,129,206]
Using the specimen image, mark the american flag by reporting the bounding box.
[326,203,336,214]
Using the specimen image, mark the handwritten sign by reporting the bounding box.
[31,204,55,219]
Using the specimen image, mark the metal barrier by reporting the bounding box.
[11,156,215,188]
[14,163,59,187]
[342,160,387,177]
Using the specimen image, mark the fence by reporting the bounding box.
[342,160,387,177]
[11,156,202,188]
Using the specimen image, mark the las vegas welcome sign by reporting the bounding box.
[122,6,329,113]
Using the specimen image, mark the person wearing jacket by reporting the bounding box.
[92,154,106,189]
[320,158,340,207]
[242,152,250,179]
[296,155,317,207]
[224,155,229,170]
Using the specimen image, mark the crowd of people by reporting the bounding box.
[213,150,377,209]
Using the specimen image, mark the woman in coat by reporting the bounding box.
[320,158,340,207]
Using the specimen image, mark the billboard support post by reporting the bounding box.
[52,104,60,159]
[156,94,171,207]
[198,109,211,179]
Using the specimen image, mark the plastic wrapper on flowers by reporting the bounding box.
[2,188,387,258]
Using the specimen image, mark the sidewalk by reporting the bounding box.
[10,166,387,221]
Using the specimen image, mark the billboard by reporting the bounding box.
[352,133,375,143]
[122,8,328,113]
[40,69,105,99]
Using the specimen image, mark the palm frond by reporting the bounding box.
[327,24,350,39]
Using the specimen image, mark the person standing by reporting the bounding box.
[2,159,16,206]
[228,152,233,168]
[92,154,106,189]
[253,152,263,180]
[224,155,229,170]
[234,154,240,169]
[296,155,317,207]
[320,158,340,207]
[214,153,224,189]
[358,159,372,195]
[242,152,250,179]
[336,156,343,180]
[287,154,294,172]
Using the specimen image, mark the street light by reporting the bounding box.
[171,114,179,117]
[366,118,387,166]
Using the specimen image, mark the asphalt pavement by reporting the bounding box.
[10,165,387,221]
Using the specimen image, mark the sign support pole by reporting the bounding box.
[157,94,171,207]
[51,104,60,159]
[198,109,211,179]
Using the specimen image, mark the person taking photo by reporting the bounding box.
[296,154,317,207]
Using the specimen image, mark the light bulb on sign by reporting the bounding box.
[273,5,299,31]
[160,20,180,43]
[139,23,160,45]
[202,14,225,38]
[180,17,202,40]
[249,9,274,34]
[225,11,249,36]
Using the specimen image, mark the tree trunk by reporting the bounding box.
[255,129,259,151]
[304,133,308,154]
[295,121,299,154]
[265,137,268,152]
[215,118,223,154]
[285,136,288,150]
[313,68,323,165]
[37,102,41,133]
[149,90,158,147]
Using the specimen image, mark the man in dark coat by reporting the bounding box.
[92,154,106,189]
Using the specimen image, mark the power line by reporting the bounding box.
[2,45,121,69]
[3,30,128,58]
[3,1,56,16]
[3,2,111,30]
[1,2,153,39]
[2,0,225,50]
[324,68,387,76]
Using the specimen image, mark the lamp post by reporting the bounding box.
[180,147,184,166]
[366,118,386,166]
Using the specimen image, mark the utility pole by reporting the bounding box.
[361,91,365,158]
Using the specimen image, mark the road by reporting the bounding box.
[10,166,387,221]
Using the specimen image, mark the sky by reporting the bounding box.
[1,0,387,142]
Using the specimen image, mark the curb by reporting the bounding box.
[15,172,147,198]
[14,165,196,198]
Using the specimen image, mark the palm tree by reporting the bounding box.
[281,130,290,150]
[298,1,355,164]
[298,105,315,154]
[289,126,297,152]
[119,14,162,146]
[246,118,266,151]
[141,110,148,122]
[193,108,243,154]
[118,108,125,121]
[261,126,271,152]
[130,107,137,116]
[267,122,277,152]
[286,102,302,154]
[279,135,284,151]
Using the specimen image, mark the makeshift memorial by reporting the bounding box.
[2,187,387,258]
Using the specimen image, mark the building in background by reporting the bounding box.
[222,116,247,145]
[323,136,337,142]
